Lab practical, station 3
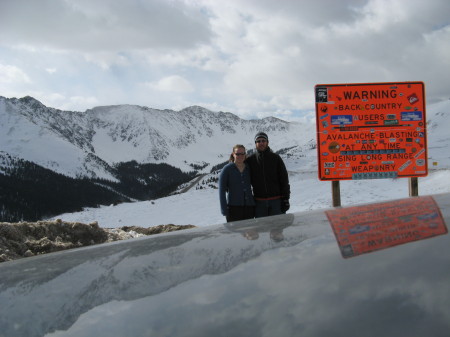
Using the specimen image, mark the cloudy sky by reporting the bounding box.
[1,0,449,121]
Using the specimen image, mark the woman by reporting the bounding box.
[219,144,255,222]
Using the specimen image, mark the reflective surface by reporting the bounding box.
[1,194,450,337]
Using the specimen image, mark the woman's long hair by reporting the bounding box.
[229,144,246,162]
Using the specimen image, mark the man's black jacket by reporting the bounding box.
[245,147,290,200]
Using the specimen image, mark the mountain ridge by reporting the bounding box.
[0,95,304,178]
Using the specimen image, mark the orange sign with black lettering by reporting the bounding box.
[315,82,427,180]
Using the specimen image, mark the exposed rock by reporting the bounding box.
[0,220,196,263]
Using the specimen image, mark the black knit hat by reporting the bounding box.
[254,132,268,143]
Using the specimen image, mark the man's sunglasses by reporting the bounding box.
[255,139,267,143]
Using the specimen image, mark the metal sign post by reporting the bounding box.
[332,181,341,207]
[409,177,418,197]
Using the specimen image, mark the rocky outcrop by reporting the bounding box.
[0,219,196,263]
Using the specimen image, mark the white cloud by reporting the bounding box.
[0,0,212,52]
[0,0,449,119]
[0,64,31,84]
[423,25,450,65]
[15,92,99,112]
[146,75,194,93]
[67,96,100,110]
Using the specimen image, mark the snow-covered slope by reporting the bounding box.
[0,96,316,178]
[0,97,116,180]
[427,100,450,168]
[86,104,315,171]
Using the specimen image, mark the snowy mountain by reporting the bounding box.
[0,96,314,177]
[0,95,315,221]
[0,96,115,180]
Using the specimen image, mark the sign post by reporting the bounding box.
[315,82,427,204]
[332,181,341,207]
[409,177,418,197]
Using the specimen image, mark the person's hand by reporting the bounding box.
[281,198,290,213]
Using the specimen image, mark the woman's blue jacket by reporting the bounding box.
[218,162,255,216]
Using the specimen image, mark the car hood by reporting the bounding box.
[1,193,450,337]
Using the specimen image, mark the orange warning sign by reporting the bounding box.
[315,82,427,180]
[326,196,447,258]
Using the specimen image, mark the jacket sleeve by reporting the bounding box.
[277,156,290,199]
[218,166,229,216]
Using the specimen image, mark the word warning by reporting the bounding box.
[315,82,427,181]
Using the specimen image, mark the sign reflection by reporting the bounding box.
[326,196,448,258]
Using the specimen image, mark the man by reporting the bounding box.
[245,132,290,218]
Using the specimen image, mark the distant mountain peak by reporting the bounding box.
[0,95,312,178]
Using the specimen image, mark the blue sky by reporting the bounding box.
[1,0,449,121]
